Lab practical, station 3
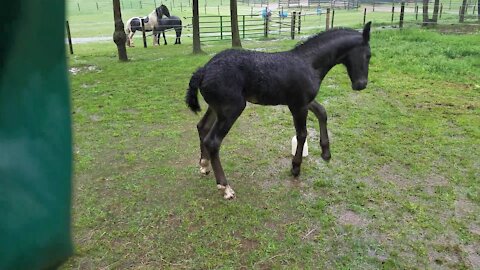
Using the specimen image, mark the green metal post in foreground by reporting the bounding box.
[0,0,73,269]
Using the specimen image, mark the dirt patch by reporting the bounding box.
[462,244,480,269]
[259,157,292,189]
[435,24,480,35]
[376,164,410,188]
[469,224,480,236]
[454,198,477,219]
[337,210,369,227]
[239,235,260,253]
[329,203,369,228]
[376,164,449,195]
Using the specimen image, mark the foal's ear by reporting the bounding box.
[363,21,372,43]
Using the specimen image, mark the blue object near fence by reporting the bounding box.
[317,7,323,15]
[261,7,272,19]
[279,11,288,18]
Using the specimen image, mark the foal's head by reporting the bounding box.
[342,22,372,91]
[157,4,170,18]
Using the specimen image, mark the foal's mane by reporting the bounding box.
[292,28,362,52]
[160,4,171,17]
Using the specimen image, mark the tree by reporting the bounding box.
[459,0,467,22]
[113,0,128,61]
[230,0,242,48]
[422,0,431,26]
[422,0,440,26]
[432,0,440,22]
[192,0,204,54]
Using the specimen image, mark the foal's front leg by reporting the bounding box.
[308,100,331,161]
[162,31,167,45]
[290,106,308,177]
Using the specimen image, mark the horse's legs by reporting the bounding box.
[153,31,159,46]
[162,31,167,45]
[125,29,131,47]
[175,28,182,44]
[197,107,215,175]
[204,102,246,199]
[127,31,135,47]
[289,105,308,177]
[308,100,331,161]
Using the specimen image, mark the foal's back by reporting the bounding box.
[200,49,318,106]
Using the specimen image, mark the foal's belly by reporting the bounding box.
[244,88,288,106]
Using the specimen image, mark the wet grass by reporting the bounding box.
[63,28,480,269]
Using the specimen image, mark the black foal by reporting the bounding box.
[186,22,372,199]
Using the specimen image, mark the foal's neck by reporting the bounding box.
[292,33,362,80]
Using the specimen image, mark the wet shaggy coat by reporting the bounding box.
[186,23,372,199]
[187,26,371,112]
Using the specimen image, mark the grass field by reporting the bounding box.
[62,24,480,269]
[66,0,478,41]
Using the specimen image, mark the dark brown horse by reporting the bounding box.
[186,23,372,199]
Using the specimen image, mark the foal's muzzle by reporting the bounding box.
[352,79,368,91]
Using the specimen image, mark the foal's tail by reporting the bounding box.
[185,67,205,114]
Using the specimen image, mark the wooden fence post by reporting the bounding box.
[291,11,296,39]
[65,21,74,55]
[459,4,465,22]
[399,2,405,28]
[326,8,330,30]
[77,2,81,11]
[415,5,418,20]
[141,18,148,47]
[331,9,335,27]
[440,3,443,18]
[96,2,99,10]
[391,6,395,23]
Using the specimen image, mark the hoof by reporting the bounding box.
[291,167,301,177]
[199,159,211,175]
[321,152,331,161]
[217,185,236,200]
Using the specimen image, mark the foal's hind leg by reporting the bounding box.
[308,100,331,161]
[197,107,215,175]
[290,106,309,177]
[204,102,246,199]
